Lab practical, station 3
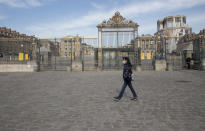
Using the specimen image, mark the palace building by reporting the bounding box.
[177,29,205,70]
[156,15,192,54]
[0,27,37,63]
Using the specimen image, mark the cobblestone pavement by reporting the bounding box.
[0,70,205,131]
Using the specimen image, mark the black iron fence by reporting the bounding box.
[38,52,71,71]
[101,47,136,70]
[167,55,183,71]
[0,51,34,64]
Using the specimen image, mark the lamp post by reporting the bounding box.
[37,39,40,72]
[54,38,57,70]
[164,37,168,71]
[137,36,141,68]
[165,37,167,60]
[70,39,73,71]
[21,44,24,63]
[155,35,157,60]
[73,38,76,61]
[160,34,164,59]
[80,38,84,71]
[21,44,23,49]
[32,38,36,61]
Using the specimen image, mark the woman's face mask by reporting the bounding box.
[122,60,126,64]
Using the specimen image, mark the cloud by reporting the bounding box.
[25,0,42,7]
[26,10,116,38]
[119,0,205,16]
[0,0,54,8]
[26,0,205,38]
[0,0,26,8]
[90,2,105,10]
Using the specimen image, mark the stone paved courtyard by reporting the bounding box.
[0,71,205,131]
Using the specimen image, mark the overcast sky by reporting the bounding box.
[0,0,205,38]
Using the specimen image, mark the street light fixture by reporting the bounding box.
[37,39,40,72]
[70,38,73,71]
[21,44,24,63]
[54,38,57,70]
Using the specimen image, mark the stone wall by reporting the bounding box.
[0,63,37,72]
[71,61,82,71]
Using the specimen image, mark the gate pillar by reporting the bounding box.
[201,37,205,70]
[97,48,103,71]
[155,60,167,71]
[72,61,82,71]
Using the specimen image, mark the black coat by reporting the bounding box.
[123,63,132,82]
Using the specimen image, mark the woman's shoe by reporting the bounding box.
[113,96,121,101]
[130,97,137,101]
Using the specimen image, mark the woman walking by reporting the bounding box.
[114,57,137,101]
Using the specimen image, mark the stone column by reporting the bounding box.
[136,38,141,71]
[98,28,102,48]
[97,28,103,70]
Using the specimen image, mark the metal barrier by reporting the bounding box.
[101,47,136,70]
[0,52,33,64]
[167,55,183,71]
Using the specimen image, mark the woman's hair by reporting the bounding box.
[123,57,132,66]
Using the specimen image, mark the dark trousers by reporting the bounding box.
[118,80,137,98]
[187,63,190,69]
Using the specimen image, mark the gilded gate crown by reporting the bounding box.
[97,11,139,28]
[110,11,125,24]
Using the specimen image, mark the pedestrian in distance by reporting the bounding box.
[186,57,191,69]
[113,57,137,101]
